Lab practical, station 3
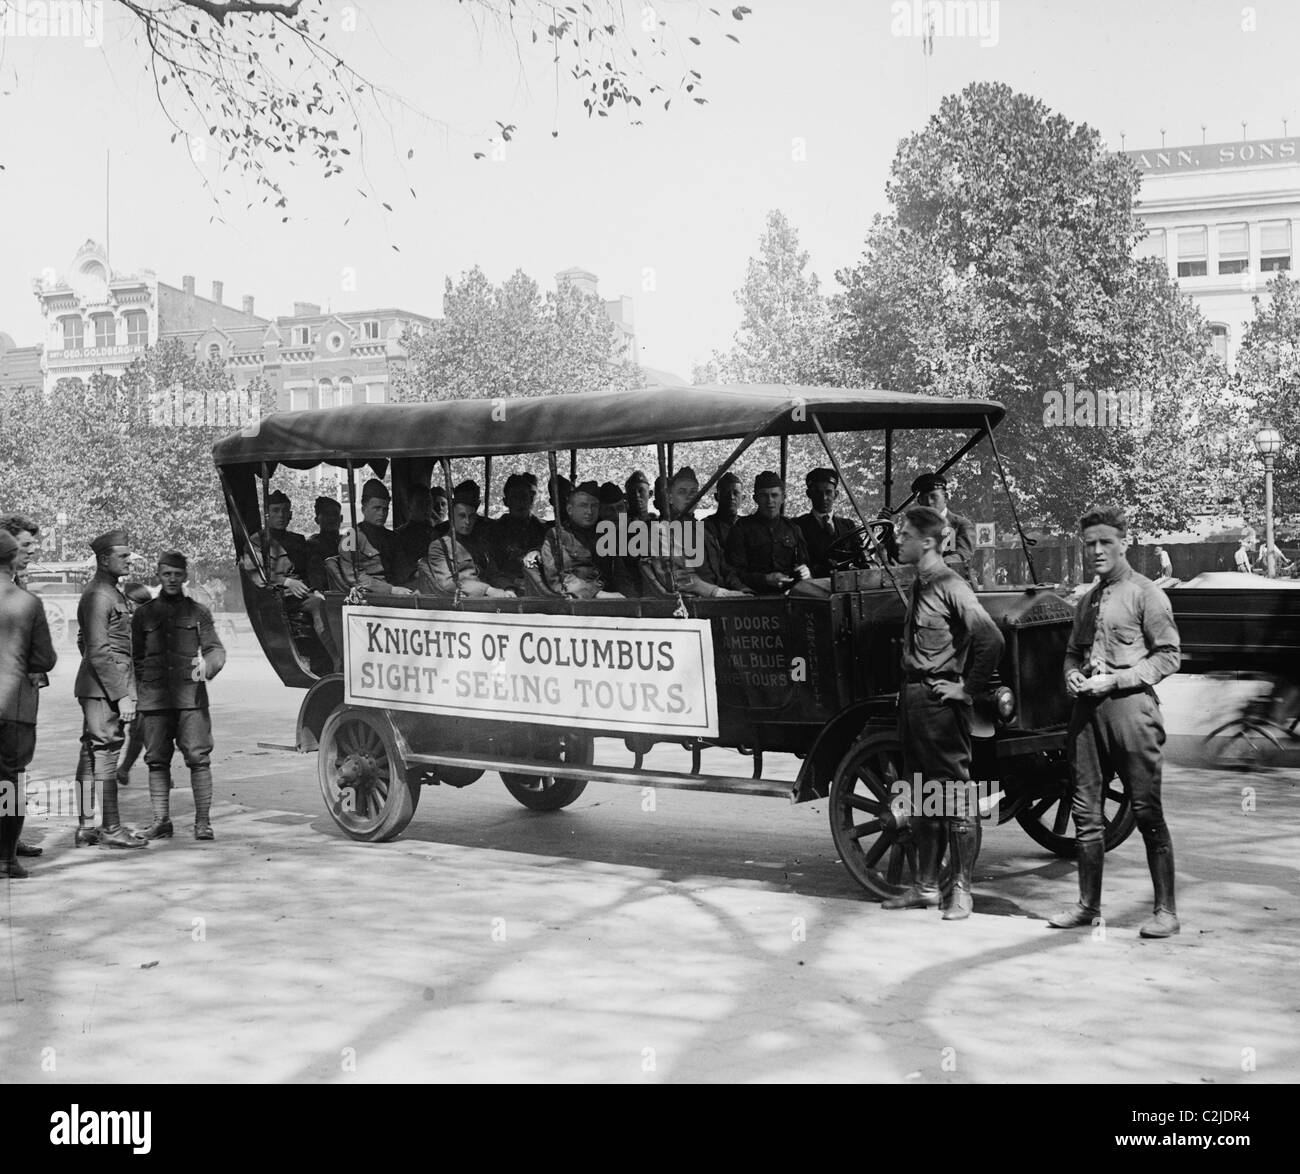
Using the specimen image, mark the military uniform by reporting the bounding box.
[0,553,58,876]
[540,522,611,599]
[73,533,147,848]
[795,510,858,578]
[488,513,548,591]
[1053,564,1181,934]
[885,562,1004,919]
[724,514,810,593]
[246,526,340,670]
[420,525,510,597]
[339,522,402,592]
[133,585,226,839]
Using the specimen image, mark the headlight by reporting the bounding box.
[993,685,1016,720]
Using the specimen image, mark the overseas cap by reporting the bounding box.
[670,465,699,487]
[267,489,292,507]
[717,472,741,489]
[598,481,625,505]
[570,480,601,503]
[754,471,783,491]
[91,529,129,554]
[314,496,341,513]
[158,550,188,571]
[360,478,390,502]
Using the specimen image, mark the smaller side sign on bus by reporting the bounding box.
[344,607,719,738]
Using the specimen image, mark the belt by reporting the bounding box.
[904,670,961,684]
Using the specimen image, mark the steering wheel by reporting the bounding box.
[824,519,896,571]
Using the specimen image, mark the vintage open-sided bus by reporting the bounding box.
[212,385,1134,898]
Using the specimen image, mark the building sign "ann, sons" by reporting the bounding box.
[344,607,719,737]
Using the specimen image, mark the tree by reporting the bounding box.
[834,82,1228,534]
[695,209,837,385]
[0,340,276,572]
[391,265,639,403]
[1226,272,1300,522]
[0,1,750,211]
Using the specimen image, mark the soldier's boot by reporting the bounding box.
[881,817,943,910]
[1,815,29,877]
[942,816,979,921]
[192,766,215,841]
[1048,840,1104,928]
[1139,842,1180,938]
[139,770,174,840]
[74,745,103,847]
[96,753,146,850]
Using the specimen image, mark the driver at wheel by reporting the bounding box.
[795,468,859,578]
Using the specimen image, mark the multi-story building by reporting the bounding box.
[1126,136,1299,365]
[1,244,639,408]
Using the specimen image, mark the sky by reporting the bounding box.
[2,0,1299,379]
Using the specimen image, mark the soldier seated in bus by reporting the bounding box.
[306,496,343,564]
[725,471,812,593]
[393,485,438,588]
[419,490,516,599]
[487,472,547,594]
[338,478,413,595]
[642,467,749,598]
[242,490,340,669]
[540,480,625,599]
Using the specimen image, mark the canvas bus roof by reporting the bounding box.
[212,384,1005,469]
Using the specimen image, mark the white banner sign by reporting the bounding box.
[344,607,719,737]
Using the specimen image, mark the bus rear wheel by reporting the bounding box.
[501,732,594,811]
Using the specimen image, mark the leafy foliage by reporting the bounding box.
[0,340,275,573]
[833,81,1230,534]
[7,0,748,212]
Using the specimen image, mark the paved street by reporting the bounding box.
[2,650,1297,1084]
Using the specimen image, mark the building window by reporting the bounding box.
[365,383,386,404]
[1209,324,1229,363]
[207,342,222,363]
[125,311,148,347]
[92,315,116,348]
[289,387,311,412]
[362,319,380,341]
[338,376,354,406]
[1176,227,1207,277]
[317,378,334,409]
[1261,221,1292,271]
[62,318,84,349]
[292,326,311,347]
[1135,228,1166,262]
[1217,224,1249,275]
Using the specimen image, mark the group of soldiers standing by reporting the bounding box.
[887,501,1182,936]
[0,514,225,876]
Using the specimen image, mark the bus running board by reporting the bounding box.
[402,749,795,801]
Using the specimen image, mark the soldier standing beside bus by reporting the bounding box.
[0,529,57,877]
[883,506,1003,920]
[133,551,227,841]
[1049,506,1182,937]
[73,530,146,849]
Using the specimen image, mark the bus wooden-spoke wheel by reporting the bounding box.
[501,732,594,811]
[1014,771,1134,857]
[318,707,418,842]
[829,730,977,900]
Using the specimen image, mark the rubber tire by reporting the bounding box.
[1014,772,1135,858]
[318,706,418,842]
[828,729,980,900]
[501,731,594,812]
